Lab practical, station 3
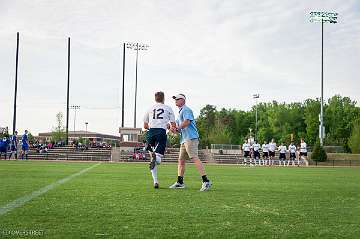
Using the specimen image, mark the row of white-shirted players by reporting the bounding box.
[241,138,308,166]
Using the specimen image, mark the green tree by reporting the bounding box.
[51,112,66,143]
[208,120,232,144]
[304,99,320,145]
[349,118,360,153]
[197,104,217,147]
[325,95,358,151]
[311,140,327,162]
[28,132,35,144]
[167,133,180,148]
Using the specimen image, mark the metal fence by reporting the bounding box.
[309,160,360,167]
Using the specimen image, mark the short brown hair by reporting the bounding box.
[155,91,164,103]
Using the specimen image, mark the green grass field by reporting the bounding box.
[0,161,359,239]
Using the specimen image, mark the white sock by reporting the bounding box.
[151,165,158,184]
[155,153,162,164]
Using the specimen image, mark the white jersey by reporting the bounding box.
[242,143,250,152]
[252,143,260,151]
[289,144,297,153]
[262,144,269,152]
[269,142,277,152]
[143,103,175,130]
[300,142,307,153]
[279,145,287,154]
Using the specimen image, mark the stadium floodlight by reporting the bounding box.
[253,94,260,141]
[70,105,80,133]
[310,12,338,23]
[309,11,338,146]
[125,42,150,128]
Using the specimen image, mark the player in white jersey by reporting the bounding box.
[143,91,176,189]
[251,141,261,165]
[299,138,308,166]
[268,139,277,166]
[278,142,287,166]
[288,142,297,166]
[242,140,251,165]
[262,141,269,165]
[299,138,307,157]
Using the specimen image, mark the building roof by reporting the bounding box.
[38,131,121,140]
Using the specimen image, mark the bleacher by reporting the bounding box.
[27,146,111,161]
[117,148,209,163]
[25,145,307,166]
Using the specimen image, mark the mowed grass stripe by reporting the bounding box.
[0,162,100,216]
[0,161,100,205]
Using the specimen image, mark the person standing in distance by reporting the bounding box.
[269,138,277,166]
[242,139,251,166]
[262,141,269,165]
[288,142,297,166]
[10,131,18,159]
[143,91,176,189]
[299,138,309,166]
[169,94,212,191]
[21,130,29,160]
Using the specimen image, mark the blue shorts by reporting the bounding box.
[0,147,6,153]
[146,128,167,155]
[11,145,17,151]
[22,144,29,151]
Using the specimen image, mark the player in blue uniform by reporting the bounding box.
[0,136,10,160]
[10,131,18,159]
[21,130,29,160]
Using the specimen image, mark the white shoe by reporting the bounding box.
[169,182,185,189]
[200,181,212,192]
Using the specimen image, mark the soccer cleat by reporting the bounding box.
[149,152,156,170]
[200,181,212,192]
[169,182,185,189]
[154,183,159,189]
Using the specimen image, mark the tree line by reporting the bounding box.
[196,95,360,153]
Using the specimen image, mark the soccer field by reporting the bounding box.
[0,161,359,239]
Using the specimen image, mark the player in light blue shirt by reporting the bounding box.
[169,94,212,192]
[176,104,199,144]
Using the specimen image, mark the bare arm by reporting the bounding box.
[177,119,191,130]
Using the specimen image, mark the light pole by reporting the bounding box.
[70,105,80,132]
[253,94,260,141]
[310,11,338,146]
[12,32,20,136]
[126,42,149,128]
[121,43,125,128]
[66,37,71,145]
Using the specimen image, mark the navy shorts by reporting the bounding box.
[269,151,275,157]
[263,152,269,158]
[290,153,296,159]
[146,128,167,155]
[0,147,6,153]
[244,151,250,158]
[300,152,307,156]
[279,153,286,160]
[22,144,29,151]
[11,145,17,151]
[253,151,260,159]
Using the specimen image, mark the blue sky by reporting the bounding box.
[0,0,359,136]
